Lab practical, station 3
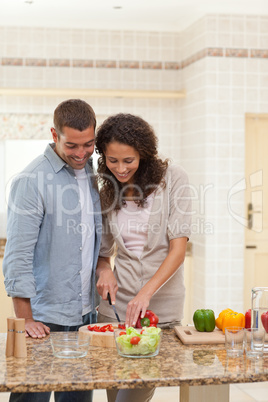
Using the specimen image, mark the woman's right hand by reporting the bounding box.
[96,257,118,303]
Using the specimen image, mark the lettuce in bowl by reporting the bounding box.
[114,326,162,358]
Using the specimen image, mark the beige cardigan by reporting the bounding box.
[98,164,192,325]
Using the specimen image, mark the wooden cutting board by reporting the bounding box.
[175,326,225,345]
[79,323,118,348]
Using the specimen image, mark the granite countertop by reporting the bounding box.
[0,330,268,393]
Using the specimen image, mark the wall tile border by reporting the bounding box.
[0,47,267,72]
[225,48,248,57]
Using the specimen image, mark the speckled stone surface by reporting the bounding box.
[0,331,268,393]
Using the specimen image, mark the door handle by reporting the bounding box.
[246,245,257,249]
[248,202,253,229]
[247,202,262,230]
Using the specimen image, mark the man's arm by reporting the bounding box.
[3,175,50,338]
[13,297,50,339]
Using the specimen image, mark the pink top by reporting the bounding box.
[117,193,155,258]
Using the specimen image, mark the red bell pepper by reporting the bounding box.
[245,309,251,329]
[135,310,159,328]
[261,311,268,333]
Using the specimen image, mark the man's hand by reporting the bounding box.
[25,319,50,339]
[13,297,50,339]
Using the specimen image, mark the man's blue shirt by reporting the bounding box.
[3,144,102,326]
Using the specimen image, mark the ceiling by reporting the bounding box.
[1,0,268,32]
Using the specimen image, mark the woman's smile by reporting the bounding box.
[104,142,140,184]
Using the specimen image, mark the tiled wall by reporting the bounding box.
[180,14,268,315]
[0,27,183,164]
[0,14,268,315]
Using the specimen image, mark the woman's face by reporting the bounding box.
[104,141,140,184]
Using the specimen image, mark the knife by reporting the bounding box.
[107,292,121,323]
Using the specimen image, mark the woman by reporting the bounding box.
[95,113,191,402]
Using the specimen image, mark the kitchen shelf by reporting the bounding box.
[0,88,186,99]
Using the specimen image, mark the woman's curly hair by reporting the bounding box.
[95,113,169,211]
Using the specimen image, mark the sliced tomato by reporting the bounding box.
[118,323,126,329]
[100,324,111,332]
[130,336,141,345]
[88,324,115,332]
[119,331,126,336]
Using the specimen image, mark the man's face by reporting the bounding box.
[51,126,95,170]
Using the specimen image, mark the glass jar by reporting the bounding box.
[251,287,268,353]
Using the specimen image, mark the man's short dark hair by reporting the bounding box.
[53,99,96,135]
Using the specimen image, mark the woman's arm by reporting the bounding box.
[125,237,187,327]
[96,257,118,304]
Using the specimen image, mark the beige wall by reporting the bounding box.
[0,258,14,333]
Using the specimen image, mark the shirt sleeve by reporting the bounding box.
[167,165,192,240]
[99,213,116,258]
[3,173,44,298]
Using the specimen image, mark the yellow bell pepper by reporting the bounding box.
[222,311,245,334]
[215,308,233,330]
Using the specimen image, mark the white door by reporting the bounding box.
[244,114,268,309]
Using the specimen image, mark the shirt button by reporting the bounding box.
[79,293,82,297]
[79,247,82,251]
[74,176,77,180]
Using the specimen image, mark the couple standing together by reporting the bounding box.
[3,99,191,402]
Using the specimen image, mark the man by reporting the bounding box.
[3,99,101,402]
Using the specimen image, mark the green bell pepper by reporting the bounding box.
[193,309,215,332]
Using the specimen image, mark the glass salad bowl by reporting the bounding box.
[114,326,162,358]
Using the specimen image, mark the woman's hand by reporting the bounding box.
[125,237,188,327]
[96,257,118,303]
[125,290,151,328]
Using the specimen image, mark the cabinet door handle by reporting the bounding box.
[248,202,253,229]
[246,245,257,249]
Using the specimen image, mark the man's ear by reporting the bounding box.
[51,128,58,143]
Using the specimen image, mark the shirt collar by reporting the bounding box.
[44,143,93,174]
[44,143,67,173]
